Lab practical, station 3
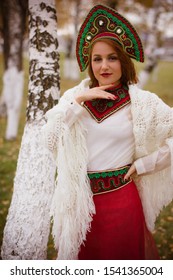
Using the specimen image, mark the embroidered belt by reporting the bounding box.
[88,165,132,195]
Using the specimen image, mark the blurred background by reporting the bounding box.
[0,0,173,259]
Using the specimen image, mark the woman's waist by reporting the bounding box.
[87,164,132,195]
[87,150,134,171]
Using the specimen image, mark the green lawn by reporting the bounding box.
[0,54,173,259]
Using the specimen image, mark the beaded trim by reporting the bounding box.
[76,4,144,71]
[88,165,132,195]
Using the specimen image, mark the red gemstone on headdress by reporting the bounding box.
[91,27,96,33]
[110,23,115,29]
[124,39,132,47]
[127,48,135,55]
[84,42,89,47]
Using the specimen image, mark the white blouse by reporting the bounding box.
[64,99,171,174]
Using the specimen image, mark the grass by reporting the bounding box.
[0,54,173,260]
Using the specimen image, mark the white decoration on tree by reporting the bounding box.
[3,67,24,140]
[1,121,56,259]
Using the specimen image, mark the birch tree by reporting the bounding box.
[101,0,119,8]
[128,0,173,88]
[0,0,27,140]
[1,0,59,260]
[137,0,161,88]
[63,0,80,80]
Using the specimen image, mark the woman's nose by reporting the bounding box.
[101,59,109,70]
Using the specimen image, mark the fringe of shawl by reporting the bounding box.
[51,120,95,259]
[42,78,173,258]
[130,85,173,232]
[42,84,95,259]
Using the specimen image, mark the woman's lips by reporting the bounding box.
[101,73,112,78]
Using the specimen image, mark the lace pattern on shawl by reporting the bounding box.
[130,85,173,231]
[42,79,173,258]
[42,87,95,259]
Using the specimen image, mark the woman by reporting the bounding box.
[42,5,173,260]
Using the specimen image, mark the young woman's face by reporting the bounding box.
[91,41,122,86]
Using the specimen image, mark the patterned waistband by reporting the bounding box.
[88,165,132,195]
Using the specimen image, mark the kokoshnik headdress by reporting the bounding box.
[76,4,144,72]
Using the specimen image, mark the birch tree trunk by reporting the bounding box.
[137,0,173,88]
[138,34,159,88]
[138,16,159,88]
[1,0,60,260]
[103,0,119,8]
[0,0,27,140]
[63,0,80,80]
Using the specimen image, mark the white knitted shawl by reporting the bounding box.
[42,78,173,259]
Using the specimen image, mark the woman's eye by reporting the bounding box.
[109,56,118,61]
[93,57,101,62]
[92,56,118,62]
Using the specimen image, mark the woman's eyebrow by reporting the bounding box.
[93,52,117,56]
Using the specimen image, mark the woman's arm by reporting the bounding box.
[134,144,171,175]
[124,144,171,180]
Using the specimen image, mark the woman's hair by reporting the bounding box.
[88,38,138,88]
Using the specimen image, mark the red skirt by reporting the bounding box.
[78,180,159,260]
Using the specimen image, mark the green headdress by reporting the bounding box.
[76,4,144,72]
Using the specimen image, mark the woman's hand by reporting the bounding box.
[124,163,136,181]
[75,84,117,104]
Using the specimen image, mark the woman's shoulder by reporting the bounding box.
[129,84,153,97]
[129,84,164,103]
[129,84,172,112]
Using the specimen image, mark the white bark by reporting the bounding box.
[138,59,159,89]
[1,0,59,259]
[138,70,150,89]
[63,58,80,80]
[27,0,60,120]
[1,122,56,259]
[0,0,25,140]
[3,67,24,140]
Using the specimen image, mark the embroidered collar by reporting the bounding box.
[83,84,131,123]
